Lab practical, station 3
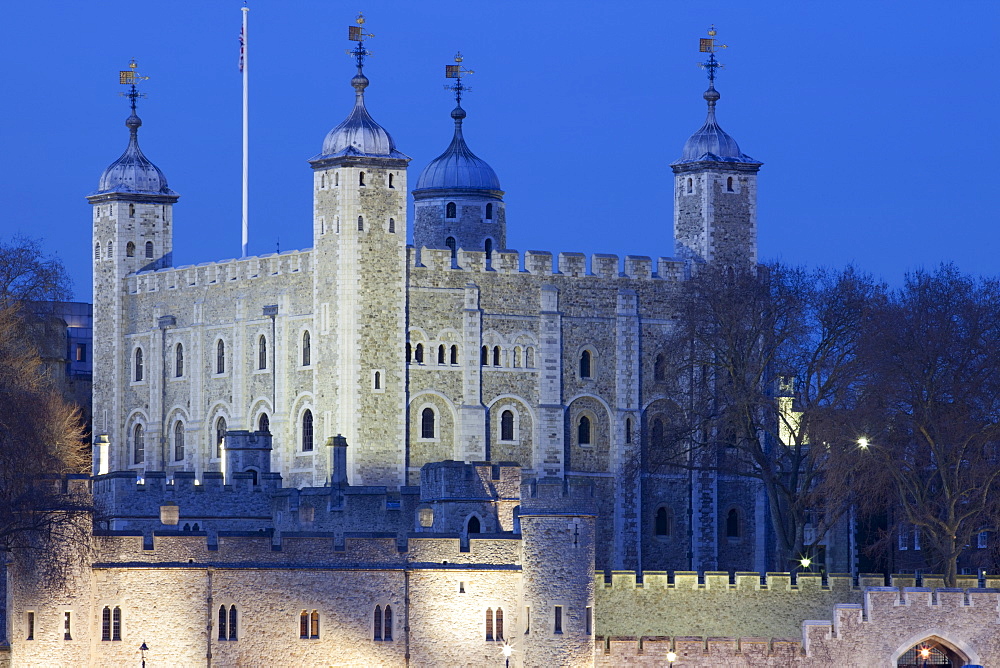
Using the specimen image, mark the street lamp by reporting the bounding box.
[919,646,930,668]
[501,641,513,667]
[139,641,149,668]
[666,650,678,664]
[856,437,869,450]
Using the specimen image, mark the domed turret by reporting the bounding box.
[674,85,758,164]
[314,72,407,161]
[413,105,501,192]
[95,112,176,196]
[412,54,505,259]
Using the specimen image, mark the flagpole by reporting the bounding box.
[241,3,249,258]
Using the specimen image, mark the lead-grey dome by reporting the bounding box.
[414,105,501,192]
[96,113,176,196]
[316,74,407,160]
[673,85,758,165]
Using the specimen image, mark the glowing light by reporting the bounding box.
[919,647,931,659]
[857,437,869,449]
[800,557,812,568]
[501,643,513,658]
[666,650,678,662]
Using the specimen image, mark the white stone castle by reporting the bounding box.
[6,20,996,668]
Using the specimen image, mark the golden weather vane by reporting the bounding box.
[698,26,728,84]
[119,59,150,112]
[444,52,474,105]
[347,12,375,68]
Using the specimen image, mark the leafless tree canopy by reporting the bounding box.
[0,235,73,308]
[658,263,884,571]
[853,265,1000,585]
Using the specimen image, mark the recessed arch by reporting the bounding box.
[891,633,977,666]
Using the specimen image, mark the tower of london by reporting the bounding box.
[5,17,998,668]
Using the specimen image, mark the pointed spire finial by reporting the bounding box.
[347,12,374,74]
[444,52,475,108]
[118,58,150,117]
[697,25,728,86]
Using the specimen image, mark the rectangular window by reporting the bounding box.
[898,526,908,551]
[64,611,72,641]
[75,343,87,362]
[554,606,562,634]
[586,606,592,635]
[913,528,921,551]
[524,606,530,635]
[979,531,988,549]
[26,612,34,640]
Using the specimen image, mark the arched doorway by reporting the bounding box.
[896,637,971,667]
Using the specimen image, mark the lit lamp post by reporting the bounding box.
[501,642,513,667]
[919,646,930,668]
[666,650,678,664]
[139,641,149,667]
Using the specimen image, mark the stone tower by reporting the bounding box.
[671,71,762,269]
[412,61,504,260]
[87,95,178,473]
[519,478,597,668]
[309,21,410,487]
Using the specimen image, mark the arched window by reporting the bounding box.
[107,241,113,258]
[726,508,740,538]
[501,410,515,441]
[486,202,493,220]
[388,173,395,188]
[446,236,457,260]
[579,349,592,378]
[359,171,365,186]
[102,606,111,641]
[414,343,424,364]
[383,605,393,641]
[216,340,226,374]
[446,202,456,218]
[388,217,395,233]
[495,607,503,640]
[129,203,135,218]
[133,423,144,464]
[467,516,481,534]
[112,606,121,641]
[320,173,325,188]
[578,416,591,446]
[215,417,227,458]
[450,345,459,365]
[95,242,101,260]
[175,343,184,377]
[655,506,672,537]
[218,605,227,640]
[486,608,494,641]
[310,610,319,639]
[258,413,270,433]
[513,347,522,368]
[145,241,153,258]
[357,215,364,231]
[493,346,501,366]
[300,610,309,639]
[373,606,382,641]
[302,331,311,366]
[126,241,135,257]
[406,342,412,362]
[228,606,238,640]
[485,238,493,260]
[174,421,185,461]
[302,410,314,452]
[625,417,633,444]
[686,177,693,194]
[526,347,535,368]
[374,371,381,390]
[727,176,734,192]
[258,335,267,370]
[134,348,144,382]
[421,407,435,439]
[481,345,489,366]
[654,354,666,382]
[334,172,339,187]
[437,344,445,365]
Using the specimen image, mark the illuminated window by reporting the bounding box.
[75,343,86,362]
[63,611,72,641]
[302,410,314,452]
[310,610,319,639]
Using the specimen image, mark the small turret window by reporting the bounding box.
[446,237,457,260]
[302,331,311,366]
[107,241,113,259]
[129,203,135,218]
[446,202,456,218]
[485,203,493,220]
[388,173,394,189]
[388,218,395,233]
[727,176,734,192]
[145,241,153,259]
[320,173,326,188]
[359,171,366,187]
[95,243,101,260]
[374,370,381,390]
[358,216,364,231]
[126,242,135,257]
[334,172,339,187]
[485,238,493,260]
[686,178,693,194]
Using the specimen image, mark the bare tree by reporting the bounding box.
[853,265,1000,586]
[657,263,883,571]
[0,235,73,308]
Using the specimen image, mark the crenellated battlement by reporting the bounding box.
[598,570,1000,591]
[126,248,312,294]
[419,460,521,502]
[410,246,687,282]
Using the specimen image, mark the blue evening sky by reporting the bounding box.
[1,1,997,301]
